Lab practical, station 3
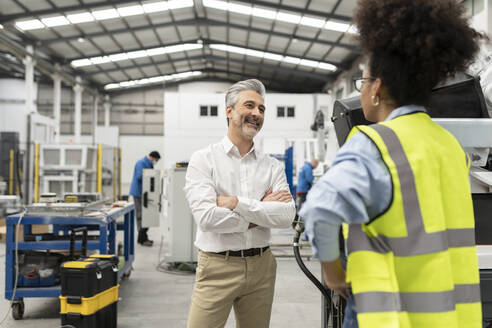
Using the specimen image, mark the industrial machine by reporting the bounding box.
[141,169,162,228]
[36,144,121,202]
[161,166,197,263]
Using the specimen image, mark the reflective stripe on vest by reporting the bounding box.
[354,283,481,313]
[347,123,479,315]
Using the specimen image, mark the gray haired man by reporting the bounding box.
[185,79,295,328]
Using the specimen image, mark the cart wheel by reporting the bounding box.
[12,300,24,320]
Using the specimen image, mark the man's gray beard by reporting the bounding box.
[242,124,258,139]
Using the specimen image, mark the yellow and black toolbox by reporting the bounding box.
[60,255,119,328]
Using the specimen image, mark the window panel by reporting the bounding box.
[200,105,208,116]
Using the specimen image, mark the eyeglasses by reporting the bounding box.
[353,77,375,92]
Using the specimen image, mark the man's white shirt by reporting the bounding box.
[184,136,296,252]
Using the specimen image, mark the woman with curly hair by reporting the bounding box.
[300,0,484,327]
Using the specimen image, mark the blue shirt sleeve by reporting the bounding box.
[299,131,392,262]
[305,165,314,186]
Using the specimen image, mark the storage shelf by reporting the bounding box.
[15,240,101,251]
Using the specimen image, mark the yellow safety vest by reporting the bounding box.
[345,112,481,328]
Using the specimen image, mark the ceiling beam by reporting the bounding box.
[82,53,334,82]
[0,0,140,23]
[38,18,360,53]
[231,0,352,22]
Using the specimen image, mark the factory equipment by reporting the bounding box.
[141,169,162,228]
[36,144,121,202]
[0,132,21,196]
[161,166,197,263]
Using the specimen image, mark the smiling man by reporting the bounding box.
[184,79,295,328]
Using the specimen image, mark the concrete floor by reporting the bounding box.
[0,229,323,328]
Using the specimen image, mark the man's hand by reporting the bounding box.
[262,189,292,203]
[321,259,349,299]
[216,196,238,210]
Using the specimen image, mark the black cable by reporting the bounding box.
[292,222,332,300]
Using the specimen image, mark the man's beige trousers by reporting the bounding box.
[187,249,277,328]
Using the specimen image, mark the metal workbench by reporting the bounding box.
[4,203,135,319]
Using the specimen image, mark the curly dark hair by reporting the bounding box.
[354,0,483,106]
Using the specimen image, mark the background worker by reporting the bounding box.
[129,151,161,247]
[185,79,295,328]
[296,158,319,211]
[300,0,483,327]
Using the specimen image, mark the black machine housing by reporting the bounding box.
[332,74,489,146]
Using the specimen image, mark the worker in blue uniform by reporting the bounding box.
[296,158,319,211]
[129,151,161,246]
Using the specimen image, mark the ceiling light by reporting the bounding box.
[137,78,150,85]
[148,76,165,83]
[284,56,301,65]
[143,1,169,13]
[67,12,94,24]
[318,62,337,71]
[91,8,119,20]
[120,81,136,87]
[41,16,70,27]
[227,3,252,15]
[117,5,144,17]
[71,43,203,67]
[210,44,337,71]
[104,71,202,90]
[146,47,167,56]
[90,56,111,64]
[263,53,283,61]
[108,53,129,61]
[276,12,301,24]
[167,0,194,9]
[0,24,4,29]
[16,1,194,30]
[252,7,277,20]
[127,50,149,59]
[300,59,319,68]
[246,49,265,58]
[300,16,325,28]
[71,58,92,67]
[203,0,356,34]
[202,0,224,9]
[105,83,119,89]
[325,21,351,33]
[15,19,45,30]
[77,37,86,43]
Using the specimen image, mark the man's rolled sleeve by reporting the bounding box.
[307,220,341,262]
[234,196,294,229]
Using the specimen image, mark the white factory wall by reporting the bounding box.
[163,91,330,169]
[0,78,39,143]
